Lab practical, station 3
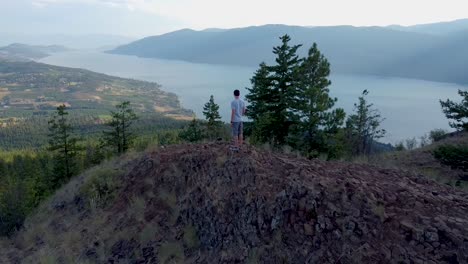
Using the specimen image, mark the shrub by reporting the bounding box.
[433,145,468,172]
[0,180,28,236]
[80,167,124,209]
[419,134,430,148]
[394,141,405,151]
[405,137,417,150]
[183,225,199,249]
[179,119,203,142]
[429,129,447,142]
[158,241,184,263]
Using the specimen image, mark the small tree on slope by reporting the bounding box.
[345,90,386,156]
[203,95,222,139]
[179,118,204,142]
[102,101,138,154]
[440,89,468,131]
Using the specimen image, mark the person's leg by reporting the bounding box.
[232,122,239,147]
[239,122,243,146]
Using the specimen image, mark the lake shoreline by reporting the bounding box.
[40,51,464,144]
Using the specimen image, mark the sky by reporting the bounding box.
[1,0,468,37]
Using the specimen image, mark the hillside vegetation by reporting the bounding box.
[0,60,192,149]
[110,24,468,84]
[367,132,468,190]
[0,143,467,263]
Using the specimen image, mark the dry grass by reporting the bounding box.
[247,247,262,264]
[129,196,147,223]
[164,114,193,121]
[0,91,10,100]
[139,225,158,247]
[154,105,176,113]
[159,189,179,225]
[158,241,185,264]
[80,166,125,210]
[372,203,386,222]
[3,152,139,262]
[366,132,468,192]
[216,153,228,168]
[183,225,199,249]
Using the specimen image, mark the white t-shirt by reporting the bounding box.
[231,98,245,122]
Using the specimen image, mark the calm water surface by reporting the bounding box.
[41,51,466,143]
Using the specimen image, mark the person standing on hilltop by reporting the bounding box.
[230,89,246,151]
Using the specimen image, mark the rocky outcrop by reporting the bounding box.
[120,143,468,263]
[2,143,468,263]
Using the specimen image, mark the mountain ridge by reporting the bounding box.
[109,22,468,84]
[0,43,70,61]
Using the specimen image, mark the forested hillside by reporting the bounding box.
[0,60,192,149]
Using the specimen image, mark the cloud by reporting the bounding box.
[27,0,468,30]
[0,0,182,36]
[1,0,466,37]
[31,0,153,10]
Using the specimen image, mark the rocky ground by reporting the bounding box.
[1,143,468,263]
[370,131,468,189]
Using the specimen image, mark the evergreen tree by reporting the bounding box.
[246,62,272,121]
[202,95,222,138]
[345,90,386,155]
[246,35,302,146]
[292,43,345,156]
[179,118,204,142]
[102,101,138,154]
[48,104,80,188]
[269,35,303,145]
[246,36,345,157]
[440,89,468,131]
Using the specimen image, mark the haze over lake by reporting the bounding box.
[40,51,465,144]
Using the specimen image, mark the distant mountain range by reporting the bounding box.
[110,19,468,85]
[0,34,135,50]
[0,43,69,61]
[387,18,468,35]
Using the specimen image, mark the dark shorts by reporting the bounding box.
[232,122,243,137]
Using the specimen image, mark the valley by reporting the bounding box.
[41,51,464,143]
[0,59,192,149]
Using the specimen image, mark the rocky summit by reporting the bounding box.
[1,143,468,263]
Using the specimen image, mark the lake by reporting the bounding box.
[40,51,466,144]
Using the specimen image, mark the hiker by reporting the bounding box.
[230,89,246,150]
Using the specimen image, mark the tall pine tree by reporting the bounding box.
[48,104,80,188]
[270,35,303,145]
[246,62,271,121]
[102,101,138,154]
[292,43,345,156]
[246,35,345,157]
[246,35,302,146]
